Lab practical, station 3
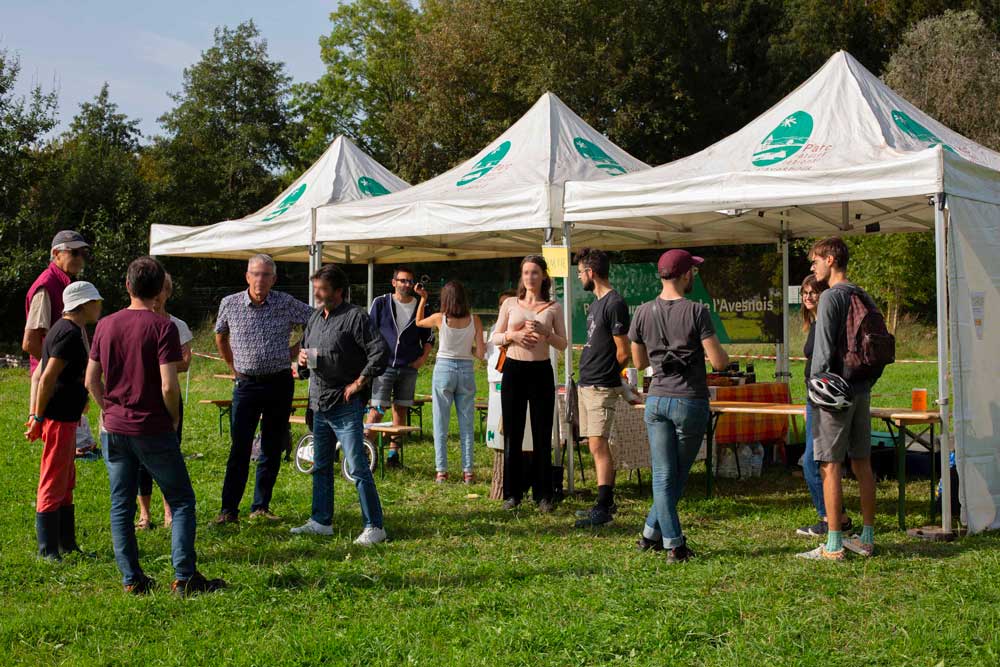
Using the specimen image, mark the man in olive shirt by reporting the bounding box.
[292,264,390,546]
[574,248,630,528]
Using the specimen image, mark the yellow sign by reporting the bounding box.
[542,245,570,278]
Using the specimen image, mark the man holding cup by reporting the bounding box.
[292,264,389,545]
[213,254,313,525]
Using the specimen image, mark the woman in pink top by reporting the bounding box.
[491,255,568,512]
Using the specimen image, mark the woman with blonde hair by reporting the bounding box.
[491,255,568,512]
[415,280,484,484]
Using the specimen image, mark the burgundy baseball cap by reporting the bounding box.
[657,249,704,278]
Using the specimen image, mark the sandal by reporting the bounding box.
[135,517,154,531]
[463,471,475,485]
[435,472,448,483]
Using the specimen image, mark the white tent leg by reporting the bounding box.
[935,195,953,530]
[780,223,791,381]
[562,221,575,494]
[367,260,375,310]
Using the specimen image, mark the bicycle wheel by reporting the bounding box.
[341,439,377,482]
[294,433,316,474]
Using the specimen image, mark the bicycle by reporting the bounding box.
[294,431,377,482]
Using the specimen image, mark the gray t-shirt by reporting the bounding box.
[629,297,715,399]
[810,281,873,394]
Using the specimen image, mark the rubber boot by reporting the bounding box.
[551,465,565,503]
[58,504,88,556]
[36,511,62,561]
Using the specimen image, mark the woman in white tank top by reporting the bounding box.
[415,281,484,483]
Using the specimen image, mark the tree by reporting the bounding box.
[151,21,297,229]
[0,48,59,345]
[844,233,937,332]
[290,0,420,172]
[883,9,1000,152]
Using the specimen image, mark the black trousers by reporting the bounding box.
[221,371,294,514]
[501,359,555,503]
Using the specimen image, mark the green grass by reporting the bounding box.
[2,345,999,667]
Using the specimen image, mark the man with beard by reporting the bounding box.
[366,266,434,467]
[629,249,728,562]
[573,248,631,528]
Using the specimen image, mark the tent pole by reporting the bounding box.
[934,194,953,531]
[367,259,375,311]
[562,221,575,494]
[780,222,791,382]
[309,208,319,307]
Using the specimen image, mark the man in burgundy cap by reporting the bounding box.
[628,249,729,563]
[24,230,90,413]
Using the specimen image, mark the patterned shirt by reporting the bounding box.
[215,289,313,375]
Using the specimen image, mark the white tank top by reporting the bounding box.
[438,316,476,360]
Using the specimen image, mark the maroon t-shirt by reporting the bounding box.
[90,309,182,436]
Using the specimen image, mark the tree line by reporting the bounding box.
[2,2,999,345]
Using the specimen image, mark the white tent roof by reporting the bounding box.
[148,135,410,262]
[313,92,649,264]
[564,51,1000,244]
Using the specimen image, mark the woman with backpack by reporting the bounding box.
[415,280,485,484]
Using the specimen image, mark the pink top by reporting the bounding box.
[491,298,568,362]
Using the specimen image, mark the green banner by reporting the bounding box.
[557,260,783,345]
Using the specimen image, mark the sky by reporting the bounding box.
[2,0,338,139]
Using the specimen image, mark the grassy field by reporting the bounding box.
[2,336,999,666]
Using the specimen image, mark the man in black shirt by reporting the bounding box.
[574,248,631,528]
[293,264,390,546]
[25,281,103,561]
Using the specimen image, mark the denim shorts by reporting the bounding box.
[370,365,419,408]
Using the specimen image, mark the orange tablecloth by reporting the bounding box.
[712,382,791,445]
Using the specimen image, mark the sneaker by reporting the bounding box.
[636,536,664,552]
[463,471,475,485]
[124,575,156,595]
[212,511,238,526]
[537,498,555,514]
[665,544,695,563]
[795,545,845,561]
[249,509,281,522]
[435,472,448,484]
[576,503,618,518]
[171,571,227,597]
[353,526,387,546]
[386,453,402,469]
[575,504,614,528]
[135,517,155,531]
[795,516,854,537]
[290,519,333,536]
[502,498,521,511]
[842,536,874,557]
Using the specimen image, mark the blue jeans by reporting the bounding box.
[102,431,197,585]
[432,358,477,473]
[311,398,383,529]
[802,402,827,518]
[642,397,710,549]
[221,371,294,515]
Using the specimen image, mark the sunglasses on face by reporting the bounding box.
[802,291,818,298]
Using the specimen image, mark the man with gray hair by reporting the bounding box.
[213,254,313,525]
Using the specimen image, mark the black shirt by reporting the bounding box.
[628,297,715,399]
[803,322,816,382]
[301,301,389,411]
[579,289,630,387]
[40,318,89,422]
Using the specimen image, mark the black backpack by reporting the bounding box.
[841,286,895,383]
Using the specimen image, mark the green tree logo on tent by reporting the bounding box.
[752,111,814,167]
[358,176,391,197]
[573,137,626,175]
[891,110,956,154]
[457,141,511,186]
[262,183,307,221]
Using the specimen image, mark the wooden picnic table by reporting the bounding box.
[199,396,310,435]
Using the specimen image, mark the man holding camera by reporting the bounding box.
[629,250,728,563]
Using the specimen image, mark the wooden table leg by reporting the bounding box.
[895,422,907,531]
[378,432,385,481]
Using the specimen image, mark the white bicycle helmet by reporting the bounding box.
[808,372,853,411]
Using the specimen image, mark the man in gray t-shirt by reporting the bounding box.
[629,250,728,562]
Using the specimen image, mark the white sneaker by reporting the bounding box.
[353,526,387,546]
[842,536,874,557]
[795,545,844,561]
[290,519,333,536]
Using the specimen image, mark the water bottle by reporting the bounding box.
[717,446,738,478]
[737,444,753,479]
[751,443,764,477]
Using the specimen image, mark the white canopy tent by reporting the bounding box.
[563,51,1000,533]
[149,135,411,304]
[314,92,651,490]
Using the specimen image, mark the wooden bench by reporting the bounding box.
[366,423,421,479]
[200,396,310,435]
[405,396,430,436]
[475,400,489,446]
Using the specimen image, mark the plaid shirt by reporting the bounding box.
[215,289,313,375]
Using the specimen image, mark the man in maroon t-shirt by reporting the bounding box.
[86,256,224,596]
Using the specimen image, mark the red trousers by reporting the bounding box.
[37,419,77,513]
